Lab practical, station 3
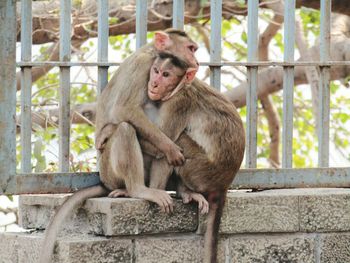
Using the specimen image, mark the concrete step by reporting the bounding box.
[19,195,198,236]
[19,188,350,236]
[2,230,350,262]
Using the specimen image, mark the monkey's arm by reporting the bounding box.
[157,93,191,142]
[138,138,164,159]
[111,105,185,166]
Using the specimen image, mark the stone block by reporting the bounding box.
[19,194,92,234]
[19,194,70,230]
[229,234,316,263]
[299,188,350,232]
[85,197,198,236]
[320,233,350,263]
[17,232,43,263]
[0,233,18,263]
[199,190,299,234]
[19,195,198,236]
[0,231,133,263]
[134,234,227,263]
[56,236,133,263]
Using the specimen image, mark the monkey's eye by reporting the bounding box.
[162,72,170,77]
[153,67,159,74]
[188,45,198,53]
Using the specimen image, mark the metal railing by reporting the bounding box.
[0,0,349,195]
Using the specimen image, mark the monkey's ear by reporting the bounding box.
[185,67,197,84]
[154,31,172,51]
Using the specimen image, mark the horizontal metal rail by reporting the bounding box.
[17,61,350,67]
[2,168,349,194]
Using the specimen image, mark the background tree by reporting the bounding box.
[13,0,350,171]
[2,0,350,231]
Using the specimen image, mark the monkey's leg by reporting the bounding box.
[174,134,225,263]
[149,156,209,213]
[115,106,185,166]
[103,122,174,213]
[149,158,174,190]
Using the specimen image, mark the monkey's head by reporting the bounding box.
[154,28,199,70]
[148,52,197,102]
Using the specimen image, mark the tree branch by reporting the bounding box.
[257,1,284,167]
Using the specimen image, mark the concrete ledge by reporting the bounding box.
[20,188,350,236]
[19,195,198,236]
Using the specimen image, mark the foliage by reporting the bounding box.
[14,7,350,174]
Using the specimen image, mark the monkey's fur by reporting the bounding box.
[124,53,245,263]
[38,29,198,263]
[147,73,245,263]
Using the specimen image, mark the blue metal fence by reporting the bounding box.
[0,0,349,195]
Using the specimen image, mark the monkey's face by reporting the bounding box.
[154,31,199,70]
[148,58,185,101]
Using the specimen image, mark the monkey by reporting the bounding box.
[146,53,245,263]
[97,52,245,263]
[38,29,199,263]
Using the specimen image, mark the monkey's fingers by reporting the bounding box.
[162,194,174,214]
[95,138,106,150]
[157,191,174,214]
[181,193,192,204]
[166,145,185,166]
[199,199,209,214]
[186,192,209,214]
[108,189,130,198]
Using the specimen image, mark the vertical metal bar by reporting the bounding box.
[0,0,17,193]
[59,0,71,172]
[21,0,33,173]
[282,0,296,168]
[318,0,331,167]
[97,0,109,94]
[136,0,148,49]
[246,0,259,168]
[173,0,184,29]
[209,0,222,90]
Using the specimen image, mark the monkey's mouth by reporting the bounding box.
[148,89,160,100]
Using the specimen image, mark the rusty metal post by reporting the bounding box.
[0,0,17,193]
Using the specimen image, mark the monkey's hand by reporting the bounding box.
[95,134,108,151]
[95,124,117,151]
[181,192,209,214]
[165,143,185,166]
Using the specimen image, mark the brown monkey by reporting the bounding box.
[99,52,245,262]
[140,53,245,263]
[39,29,199,263]
[96,29,199,208]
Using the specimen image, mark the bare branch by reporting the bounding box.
[257,1,284,167]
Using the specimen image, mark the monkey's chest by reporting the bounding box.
[144,102,160,125]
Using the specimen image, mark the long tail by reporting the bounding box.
[203,190,227,263]
[39,185,108,263]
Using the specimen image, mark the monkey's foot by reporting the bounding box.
[181,192,209,214]
[137,188,174,214]
[108,189,130,198]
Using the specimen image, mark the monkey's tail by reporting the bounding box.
[39,185,108,263]
[203,190,227,263]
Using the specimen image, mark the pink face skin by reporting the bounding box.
[147,60,185,101]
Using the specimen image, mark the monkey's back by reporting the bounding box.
[182,78,245,179]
